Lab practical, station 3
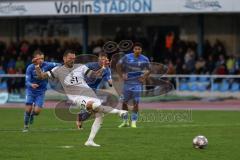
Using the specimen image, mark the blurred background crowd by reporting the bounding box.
[0,34,240,76]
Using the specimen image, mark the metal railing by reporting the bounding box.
[1,74,240,92]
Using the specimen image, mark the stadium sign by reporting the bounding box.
[55,0,152,14]
[0,0,239,17]
[0,2,27,14]
[184,0,222,11]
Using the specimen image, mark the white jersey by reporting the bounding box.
[47,64,100,105]
[62,65,90,88]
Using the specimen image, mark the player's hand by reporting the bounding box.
[139,76,147,83]
[139,70,150,83]
[31,83,39,89]
[76,120,83,130]
[32,57,40,65]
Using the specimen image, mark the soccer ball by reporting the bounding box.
[193,135,208,149]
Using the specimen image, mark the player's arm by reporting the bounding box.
[142,68,151,79]
[106,68,113,87]
[84,60,108,79]
[103,58,113,86]
[31,57,49,80]
[25,66,39,89]
[46,61,61,69]
[139,69,151,83]
[139,59,151,83]
[25,67,32,88]
[35,65,49,80]
[85,67,105,78]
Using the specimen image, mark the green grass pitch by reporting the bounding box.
[0,108,240,160]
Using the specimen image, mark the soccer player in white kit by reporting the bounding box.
[33,50,127,147]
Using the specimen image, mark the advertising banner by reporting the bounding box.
[0,0,239,17]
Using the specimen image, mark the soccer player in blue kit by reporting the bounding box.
[117,42,150,128]
[76,52,112,129]
[85,52,112,90]
[23,50,59,132]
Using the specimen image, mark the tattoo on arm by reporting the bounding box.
[143,70,151,77]
[35,65,49,79]
[86,68,104,78]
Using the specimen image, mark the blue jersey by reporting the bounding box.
[84,62,111,89]
[25,61,59,94]
[119,53,150,85]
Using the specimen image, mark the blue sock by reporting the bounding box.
[30,111,38,122]
[131,112,138,121]
[30,111,36,118]
[24,112,30,126]
[123,113,128,121]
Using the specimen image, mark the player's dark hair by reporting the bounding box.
[98,52,107,58]
[133,42,143,49]
[33,50,44,58]
[63,50,76,57]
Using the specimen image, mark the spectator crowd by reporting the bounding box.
[0,36,240,76]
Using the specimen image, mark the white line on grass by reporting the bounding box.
[57,145,74,149]
[0,123,240,133]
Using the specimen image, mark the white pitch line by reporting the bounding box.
[0,123,240,133]
[58,145,74,149]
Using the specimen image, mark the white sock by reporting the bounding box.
[87,113,103,142]
[98,105,120,114]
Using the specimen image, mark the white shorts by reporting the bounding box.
[67,95,102,110]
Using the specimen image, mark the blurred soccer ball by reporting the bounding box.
[193,135,208,149]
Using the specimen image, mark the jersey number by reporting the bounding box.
[79,100,87,111]
[70,76,82,84]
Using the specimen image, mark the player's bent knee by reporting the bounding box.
[133,103,139,112]
[85,99,102,112]
[25,105,33,112]
[34,107,42,115]
[92,101,101,110]
[25,109,32,113]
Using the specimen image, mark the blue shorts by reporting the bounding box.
[123,84,142,103]
[78,112,91,121]
[25,92,45,108]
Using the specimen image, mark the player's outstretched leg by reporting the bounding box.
[97,105,128,117]
[83,101,128,147]
[85,100,127,116]
[118,102,129,128]
[84,112,103,147]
